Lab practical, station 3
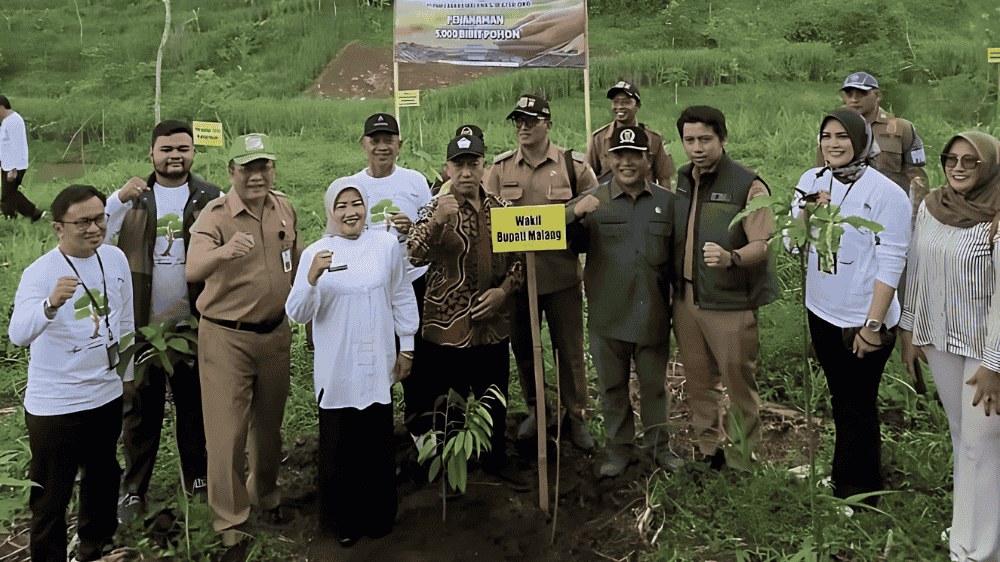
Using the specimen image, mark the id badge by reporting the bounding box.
[107,341,121,374]
[281,248,292,273]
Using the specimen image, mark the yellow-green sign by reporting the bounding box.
[490,204,566,252]
[192,121,224,147]
[990,48,1000,63]
[397,90,420,107]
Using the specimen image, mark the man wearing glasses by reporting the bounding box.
[10,185,135,561]
[103,120,221,523]
[486,94,599,451]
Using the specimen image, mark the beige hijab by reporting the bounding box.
[925,131,1000,228]
[322,177,368,238]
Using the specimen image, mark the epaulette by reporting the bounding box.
[571,151,586,163]
[593,123,612,136]
[494,150,516,164]
[204,195,227,210]
[272,190,290,199]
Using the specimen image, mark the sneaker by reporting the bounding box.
[117,493,146,525]
[31,210,46,223]
[191,477,208,502]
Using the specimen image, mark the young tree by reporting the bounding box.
[157,213,182,256]
[74,289,109,339]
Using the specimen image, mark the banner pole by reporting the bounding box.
[394,61,401,127]
[527,252,549,513]
[583,0,592,142]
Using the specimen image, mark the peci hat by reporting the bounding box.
[363,113,400,136]
[229,133,276,165]
[607,80,641,102]
[506,94,551,120]
[455,124,484,139]
[608,126,649,152]
[841,72,879,91]
[446,134,486,161]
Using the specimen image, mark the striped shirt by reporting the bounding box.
[0,111,29,171]
[899,201,1000,371]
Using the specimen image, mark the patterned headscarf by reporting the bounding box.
[818,108,874,184]
[925,131,1000,229]
[322,177,369,238]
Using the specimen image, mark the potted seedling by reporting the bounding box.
[416,385,505,522]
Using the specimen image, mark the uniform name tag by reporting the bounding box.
[710,193,731,202]
[281,249,292,273]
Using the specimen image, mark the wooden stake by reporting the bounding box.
[526,252,549,512]
[551,354,561,543]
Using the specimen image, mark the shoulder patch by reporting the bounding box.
[571,151,586,163]
[494,150,516,164]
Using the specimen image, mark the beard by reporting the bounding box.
[155,161,191,181]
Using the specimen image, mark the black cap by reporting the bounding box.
[506,94,551,120]
[454,124,484,139]
[607,81,641,102]
[608,126,649,152]
[446,134,486,161]
[841,72,879,91]
[363,113,400,136]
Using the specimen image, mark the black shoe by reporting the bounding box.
[652,448,685,472]
[567,418,595,452]
[697,449,726,470]
[594,445,633,478]
[264,505,292,526]
[190,477,208,502]
[117,493,147,525]
[31,210,46,223]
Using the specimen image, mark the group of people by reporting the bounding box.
[7,69,1000,562]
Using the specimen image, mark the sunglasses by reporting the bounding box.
[941,153,981,170]
[511,116,543,129]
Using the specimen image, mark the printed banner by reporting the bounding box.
[397,90,421,106]
[990,48,1000,64]
[192,121,224,147]
[394,0,587,68]
[490,204,566,252]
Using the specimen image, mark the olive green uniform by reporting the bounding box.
[586,123,676,190]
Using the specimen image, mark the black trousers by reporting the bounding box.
[318,403,396,539]
[0,168,39,219]
[808,310,894,502]
[400,274,430,435]
[121,344,208,497]
[25,397,122,562]
[417,340,511,470]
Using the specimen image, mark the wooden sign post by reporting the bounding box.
[192,121,224,182]
[490,203,567,513]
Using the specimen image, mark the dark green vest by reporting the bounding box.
[673,154,780,311]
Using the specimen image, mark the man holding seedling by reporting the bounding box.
[567,126,682,476]
[486,93,599,451]
[103,120,221,523]
[0,95,44,222]
[409,132,527,486]
[187,133,300,553]
[10,184,134,562]
[585,81,675,189]
[673,106,780,470]
[434,124,489,196]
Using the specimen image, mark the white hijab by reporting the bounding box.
[322,177,369,238]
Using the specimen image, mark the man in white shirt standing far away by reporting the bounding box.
[104,120,222,524]
[9,185,135,562]
[345,113,434,444]
[0,95,45,222]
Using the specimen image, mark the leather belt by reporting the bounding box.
[203,315,285,334]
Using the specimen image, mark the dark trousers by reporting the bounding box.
[510,283,588,420]
[121,343,208,497]
[1,168,39,219]
[400,274,430,435]
[808,310,894,501]
[420,340,511,469]
[26,397,122,562]
[318,403,396,539]
[590,333,671,446]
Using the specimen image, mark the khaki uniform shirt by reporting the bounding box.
[485,140,599,295]
[189,189,300,324]
[585,122,676,190]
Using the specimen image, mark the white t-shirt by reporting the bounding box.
[345,165,432,283]
[9,245,135,416]
[150,183,191,324]
[0,111,29,171]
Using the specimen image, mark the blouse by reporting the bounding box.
[285,230,418,410]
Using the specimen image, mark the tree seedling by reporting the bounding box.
[157,213,182,256]
[117,315,199,385]
[370,198,401,231]
[74,288,109,339]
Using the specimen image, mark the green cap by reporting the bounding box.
[229,133,277,166]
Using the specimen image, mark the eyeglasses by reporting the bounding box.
[512,116,543,129]
[56,215,107,229]
[940,153,981,170]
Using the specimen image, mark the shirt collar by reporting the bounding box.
[227,189,276,219]
[609,178,652,199]
[514,139,559,166]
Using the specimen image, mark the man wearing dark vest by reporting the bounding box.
[673,106,780,469]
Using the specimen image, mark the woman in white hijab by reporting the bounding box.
[285,177,418,546]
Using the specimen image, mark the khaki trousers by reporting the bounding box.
[198,319,291,532]
[674,282,761,455]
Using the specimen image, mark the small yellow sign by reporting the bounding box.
[490,204,566,252]
[396,90,420,107]
[990,48,1000,63]
[192,121,224,146]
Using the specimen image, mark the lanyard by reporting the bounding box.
[60,249,113,342]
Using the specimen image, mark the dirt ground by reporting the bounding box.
[309,42,515,100]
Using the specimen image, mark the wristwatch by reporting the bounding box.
[864,318,883,332]
[729,250,743,268]
[43,298,58,318]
